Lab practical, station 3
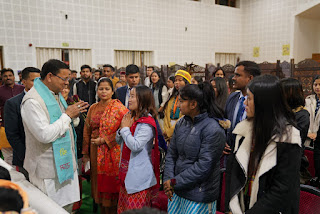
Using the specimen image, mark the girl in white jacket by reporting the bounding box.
[305,75,320,177]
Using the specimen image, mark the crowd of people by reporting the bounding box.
[0,59,318,214]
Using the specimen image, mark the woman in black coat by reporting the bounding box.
[227,75,301,214]
[280,78,311,183]
[280,78,310,145]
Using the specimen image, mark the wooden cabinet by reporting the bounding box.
[312,53,320,63]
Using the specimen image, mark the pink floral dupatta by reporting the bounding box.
[97,99,129,195]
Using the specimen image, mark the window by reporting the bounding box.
[215,0,239,8]
[36,48,92,71]
[62,49,70,66]
[215,53,240,66]
[114,50,153,68]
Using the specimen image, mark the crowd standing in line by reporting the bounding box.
[0,59,318,214]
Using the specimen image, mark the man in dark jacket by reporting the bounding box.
[4,67,40,178]
[224,61,261,153]
[73,65,96,105]
[224,61,260,212]
[116,64,140,108]
[73,65,96,158]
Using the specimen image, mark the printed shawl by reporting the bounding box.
[97,99,128,194]
[33,78,77,184]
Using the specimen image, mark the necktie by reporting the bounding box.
[235,97,245,125]
[315,97,320,117]
[126,87,132,108]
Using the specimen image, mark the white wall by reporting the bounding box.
[293,16,320,62]
[1,0,320,75]
[241,0,320,63]
[0,0,243,73]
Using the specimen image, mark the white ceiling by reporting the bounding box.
[297,3,320,20]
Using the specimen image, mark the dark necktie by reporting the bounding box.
[235,97,245,125]
[126,87,132,107]
[315,96,320,117]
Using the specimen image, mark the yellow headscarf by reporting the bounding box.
[175,70,191,84]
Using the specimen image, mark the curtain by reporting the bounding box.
[134,51,141,67]
[36,48,92,72]
[36,48,61,69]
[143,51,153,67]
[114,50,133,68]
[115,50,153,68]
[215,53,237,66]
[69,49,92,72]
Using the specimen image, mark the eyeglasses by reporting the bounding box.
[51,73,70,82]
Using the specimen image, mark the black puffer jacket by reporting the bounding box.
[164,112,225,203]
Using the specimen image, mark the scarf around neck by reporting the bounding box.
[33,78,77,184]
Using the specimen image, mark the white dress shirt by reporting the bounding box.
[21,94,80,207]
[144,77,150,87]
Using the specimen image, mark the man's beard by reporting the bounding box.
[5,79,13,85]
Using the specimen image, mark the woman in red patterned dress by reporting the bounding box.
[116,85,160,213]
[83,77,128,214]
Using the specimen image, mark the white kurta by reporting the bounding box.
[21,93,80,207]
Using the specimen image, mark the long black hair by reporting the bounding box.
[212,77,228,109]
[248,75,296,173]
[149,71,164,90]
[180,81,224,118]
[167,76,175,87]
[312,75,320,95]
[280,78,305,109]
[192,76,203,84]
[213,67,226,78]
[132,85,157,120]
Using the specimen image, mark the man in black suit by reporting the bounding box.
[4,67,40,178]
[224,61,260,212]
[116,64,140,108]
[224,61,261,153]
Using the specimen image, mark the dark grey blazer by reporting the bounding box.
[116,85,128,106]
[4,91,26,167]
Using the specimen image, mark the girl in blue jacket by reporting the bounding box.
[164,82,227,214]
